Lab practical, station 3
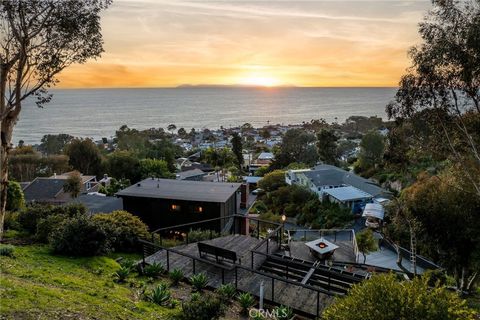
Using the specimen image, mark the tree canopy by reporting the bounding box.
[65,138,103,176]
[230,133,243,170]
[316,128,339,165]
[274,129,318,167]
[0,0,111,238]
[323,273,477,320]
[63,171,82,198]
[386,0,480,196]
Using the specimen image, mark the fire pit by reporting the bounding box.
[305,237,339,260]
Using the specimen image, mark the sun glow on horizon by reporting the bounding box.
[235,70,283,87]
[54,1,430,88]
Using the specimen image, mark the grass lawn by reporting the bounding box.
[0,244,180,319]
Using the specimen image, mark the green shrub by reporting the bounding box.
[143,262,165,278]
[114,266,130,283]
[237,292,255,314]
[49,215,109,256]
[274,305,293,320]
[178,293,224,320]
[0,245,15,258]
[17,204,54,233]
[92,210,149,252]
[18,203,86,234]
[36,214,67,243]
[215,284,236,301]
[4,211,21,231]
[187,229,218,243]
[6,180,25,211]
[189,273,208,292]
[146,284,172,307]
[119,259,137,271]
[169,268,184,286]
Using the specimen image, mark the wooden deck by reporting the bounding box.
[144,234,338,317]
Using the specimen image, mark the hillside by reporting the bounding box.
[0,245,179,320]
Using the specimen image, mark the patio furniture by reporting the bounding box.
[305,237,339,260]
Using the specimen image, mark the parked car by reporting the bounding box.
[252,188,264,195]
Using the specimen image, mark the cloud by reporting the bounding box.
[59,0,430,87]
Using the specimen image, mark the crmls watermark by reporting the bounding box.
[249,308,289,319]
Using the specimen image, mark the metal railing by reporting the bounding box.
[139,235,339,318]
[138,217,367,318]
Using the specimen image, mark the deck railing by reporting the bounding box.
[149,214,282,246]
[138,217,364,318]
[138,235,339,318]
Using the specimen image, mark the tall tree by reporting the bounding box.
[356,130,385,173]
[0,0,111,238]
[139,158,173,179]
[106,150,141,183]
[167,124,177,135]
[386,0,480,196]
[39,134,74,155]
[397,170,480,292]
[274,129,318,167]
[63,171,82,198]
[230,132,243,170]
[65,138,103,176]
[316,128,338,165]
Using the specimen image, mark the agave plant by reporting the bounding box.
[119,259,136,271]
[114,266,131,283]
[237,292,255,314]
[215,283,236,301]
[274,305,293,320]
[189,273,208,292]
[143,262,165,278]
[147,283,172,306]
[169,268,184,286]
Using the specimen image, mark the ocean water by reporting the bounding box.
[14,87,397,144]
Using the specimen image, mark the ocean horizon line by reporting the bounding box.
[52,85,399,90]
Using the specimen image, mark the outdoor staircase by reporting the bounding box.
[259,254,368,295]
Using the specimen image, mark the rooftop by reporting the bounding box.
[51,172,96,184]
[175,168,206,180]
[116,178,241,203]
[258,152,274,160]
[243,176,263,184]
[323,186,372,201]
[305,164,389,198]
[71,194,123,214]
[23,178,65,202]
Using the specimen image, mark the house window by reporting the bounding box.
[171,204,181,211]
[195,206,203,213]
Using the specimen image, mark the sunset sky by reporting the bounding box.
[57,0,431,88]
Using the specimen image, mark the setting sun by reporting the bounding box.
[237,73,281,87]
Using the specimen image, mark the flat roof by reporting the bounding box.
[258,152,274,160]
[116,178,241,203]
[323,186,372,202]
[243,176,263,184]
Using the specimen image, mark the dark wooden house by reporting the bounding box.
[116,178,241,231]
